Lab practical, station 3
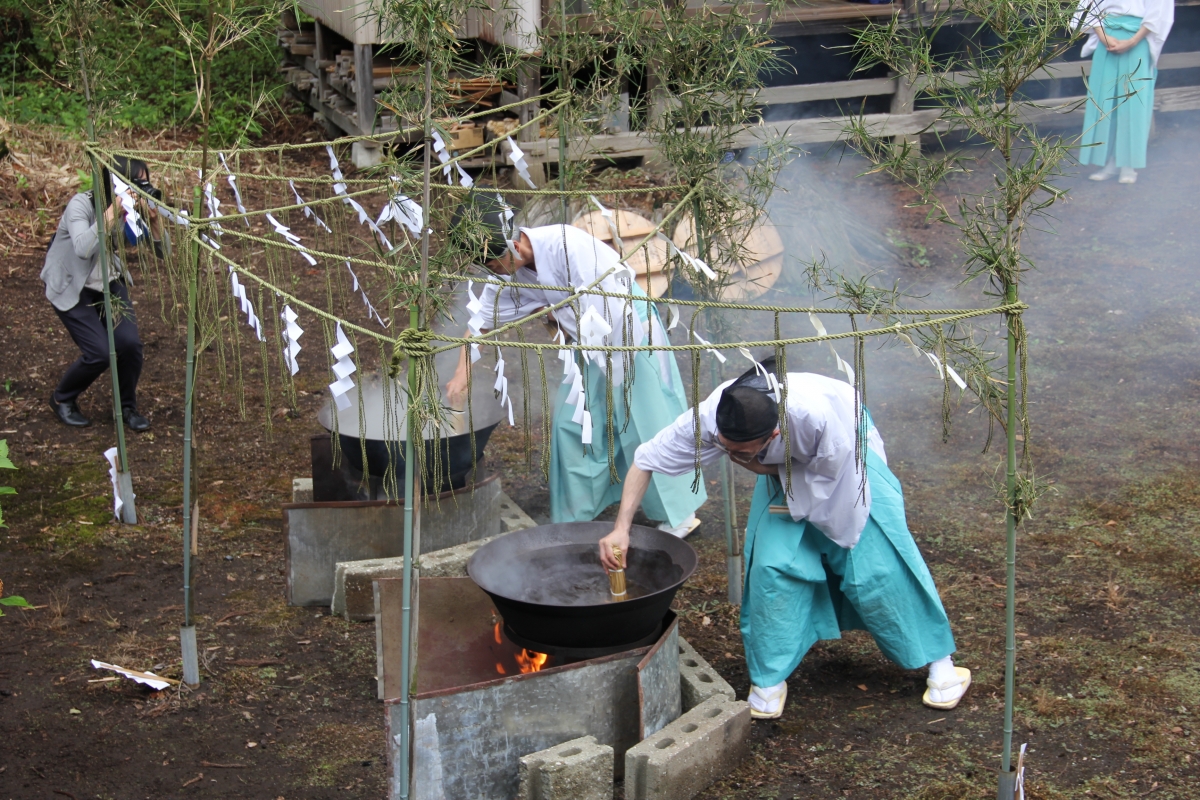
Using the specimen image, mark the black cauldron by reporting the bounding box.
[317,372,503,494]
[468,522,697,654]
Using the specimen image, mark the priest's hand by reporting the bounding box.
[598,527,629,571]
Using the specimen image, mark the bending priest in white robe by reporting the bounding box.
[447,194,706,533]
[598,359,969,719]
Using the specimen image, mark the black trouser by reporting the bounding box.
[52,281,143,412]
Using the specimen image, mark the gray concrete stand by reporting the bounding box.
[624,696,751,800]
[518,735,614,800]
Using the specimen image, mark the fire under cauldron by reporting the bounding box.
[316,371,503,498]
[468,522,697,657]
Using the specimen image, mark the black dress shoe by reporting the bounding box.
[122,408,150,432]
[50,397,91,427]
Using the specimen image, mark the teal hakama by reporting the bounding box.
[1079,15,1156,170]
[740,449,955,687]
[549,296,707,527]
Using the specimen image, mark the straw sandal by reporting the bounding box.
[922,667,972,710]
[749,682,788,720]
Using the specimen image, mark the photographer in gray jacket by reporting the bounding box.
[42,157,161,431]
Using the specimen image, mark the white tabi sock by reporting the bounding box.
[1118,167,1138,184]
[1089,156,1118,181]
[749,680,787,714]
[926,656,965,705]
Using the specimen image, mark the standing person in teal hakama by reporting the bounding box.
[446,193,705,536]
[1076,0,1174,184]
[599,358,970,719]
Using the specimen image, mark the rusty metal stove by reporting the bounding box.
[377,577,681,800]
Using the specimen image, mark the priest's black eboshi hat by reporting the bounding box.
[716,356,781,442]
[450,191,510,262]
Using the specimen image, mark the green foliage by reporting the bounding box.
[2,0,282,143]
[0,438,14,529]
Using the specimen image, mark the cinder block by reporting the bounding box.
[339,493,535,620]
[677,637,735,711]
[518,735,614,800]
[499,492,538,531]
[352,141,383,168]
[624,696,750,800]
[292,477,313,504]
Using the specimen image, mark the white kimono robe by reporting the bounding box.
[1074,0,1174,67]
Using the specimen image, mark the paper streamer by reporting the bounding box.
[289,180,332,234]
[228,267,264,341]
[264,212,317,266]
[692,331,726,363]
[103,447,127,519]
[659,233,717,280]
[203,183,224,239]
[111,176,145,239]
[808,313,855,384]
[589,195,626,254]
[329,323,357,411]
[739,348,782,401]
[506,136,537,189]
[281,305,303,376]
[218,153,250,227]
[493,357,516,426]
[895,330,967,390]
[344,262,387,327]
[378,195,424,237]
[465,281,485,363]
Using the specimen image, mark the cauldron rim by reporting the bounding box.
[466,522,697,609]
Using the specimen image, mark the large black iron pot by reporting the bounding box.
[317,372,503,493]
[468,522,697,652]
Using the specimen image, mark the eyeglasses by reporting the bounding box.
[710,435,773,463]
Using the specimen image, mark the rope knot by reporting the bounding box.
[388,328,435,376]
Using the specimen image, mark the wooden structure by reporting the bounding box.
[279,1,1200,156]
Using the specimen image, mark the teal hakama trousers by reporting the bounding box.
[1079,15,1156,170]
[549,300,707,527]
[740,449,955,687]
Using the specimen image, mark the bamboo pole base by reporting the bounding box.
[997,767,1017,800]
[180,625,200,686]
[116,470,137,525]
[726,555,743,606]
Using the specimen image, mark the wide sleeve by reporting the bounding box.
[1143,0,1174,65]
[472,277,546,333]
[64,195,101,260]
[633,389,724,476]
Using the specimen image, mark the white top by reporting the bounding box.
[1075,0,1174,66]
[633,372,888,549]
[473,225,673,383]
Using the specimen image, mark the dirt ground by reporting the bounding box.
[2,110,1199,800]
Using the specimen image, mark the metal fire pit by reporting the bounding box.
[467,522,697,654]
[378,577,681,800]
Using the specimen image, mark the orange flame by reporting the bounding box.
[495,663,507,675]
[515,649,549,673]
[493,622,503,645]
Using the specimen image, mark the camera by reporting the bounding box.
[132,177,163,202]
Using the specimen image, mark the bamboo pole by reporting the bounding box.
[179,185,203,688]
[397,55,434,800]
[79,48,135,524]
[557,0,569,223]
[1000,283,1019,796]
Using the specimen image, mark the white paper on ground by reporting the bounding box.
[90,659,176,691]
[103,447,125,519]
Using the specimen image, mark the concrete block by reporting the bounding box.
[352,141,383,168]
[292,477,314,504]
[623,696,750,800]
[677,637,735,711]
[499,491,538,532]
[284,474,501,606]
[333,486,536,618]
[518,735,613,800]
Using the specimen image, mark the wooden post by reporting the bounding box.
[890,72,919,154]
[517,61,547,186]
[314,20,331,106]
[354,43,376,135]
